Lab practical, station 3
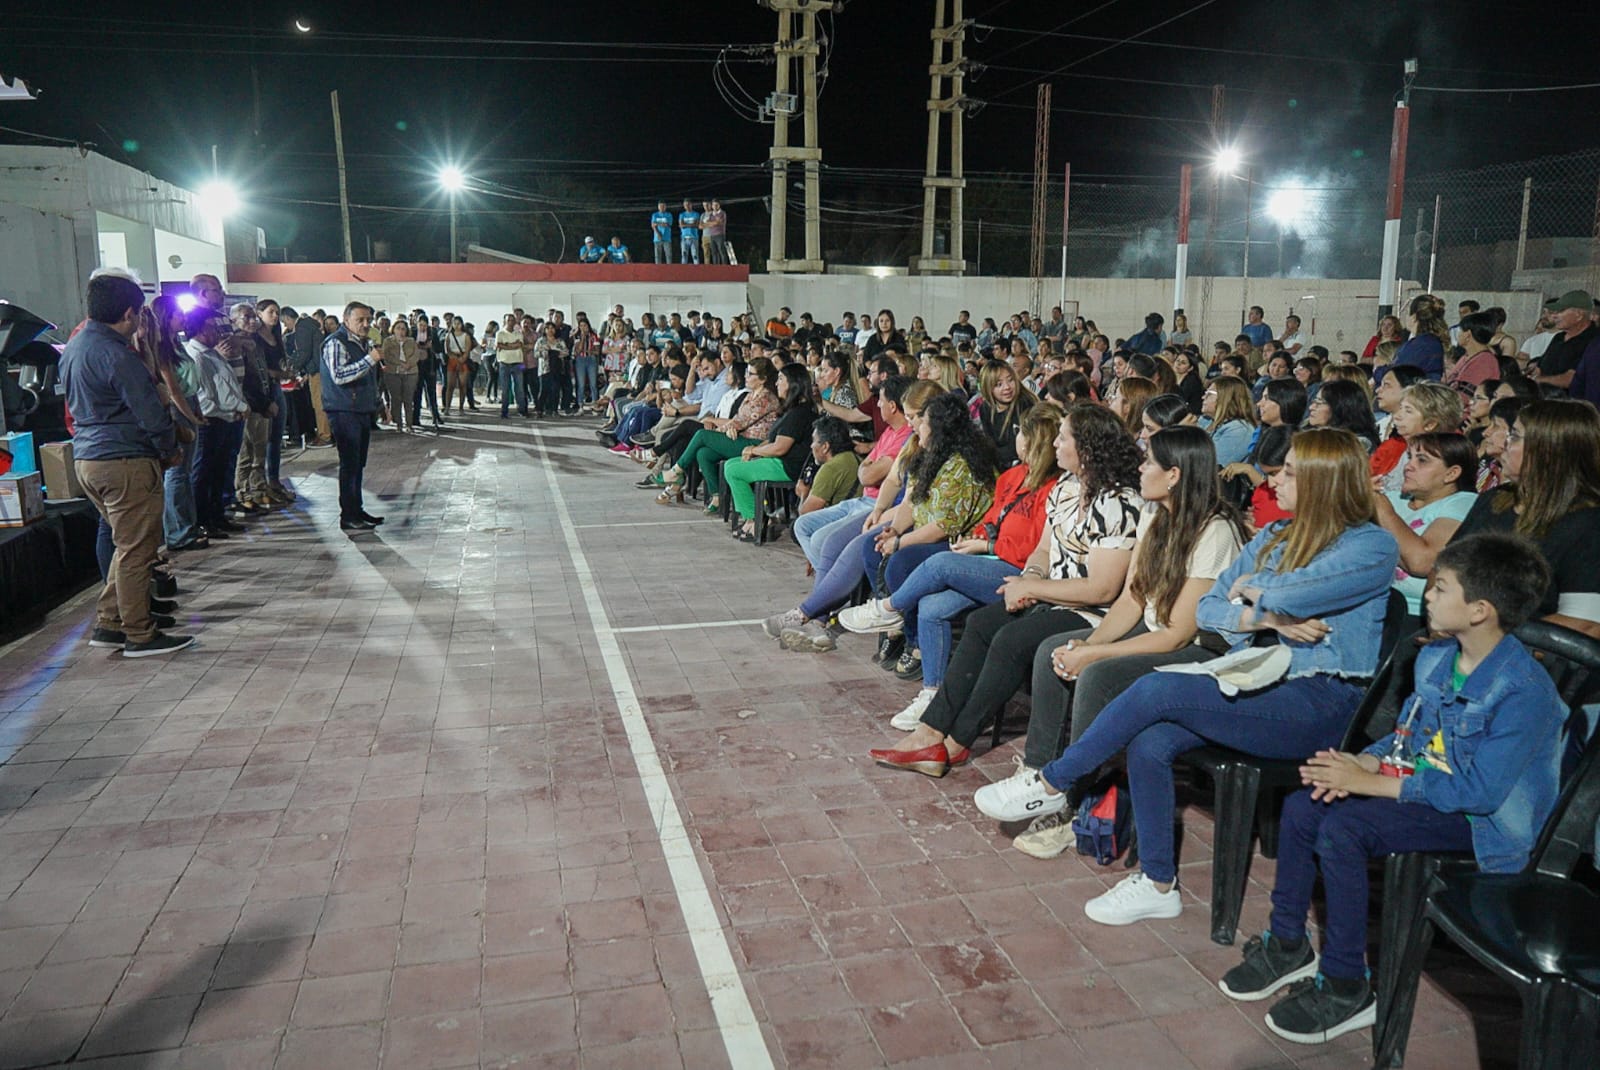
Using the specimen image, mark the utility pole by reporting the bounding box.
[330,91,354,263]
[1029,84,1051,313]
[916,0,969,275]
[1199,84,1225,340]
[1174,163,1192,318]
[762,0,830,274]
[1378,59,1417,317]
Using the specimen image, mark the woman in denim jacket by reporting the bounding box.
[975,429,1399,928]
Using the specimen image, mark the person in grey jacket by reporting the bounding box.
[320,301,385,532]
[59,272,193,657]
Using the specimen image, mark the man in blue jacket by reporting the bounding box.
[60,272,193,657]
[1219,533,1565,1046]
[320,301,386,533]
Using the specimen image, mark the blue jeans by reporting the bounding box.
[163,432,200,547]
[615,404,661,446]
[220,415,244,508]
[1040,673,1364,885]
[654,239,672,264]
[861,539,946,599]
[498,363,526,416]
[795,497,873,566]
[680,234,701,264]
[328,410,372,522]
[1270,791,1470,980]
[800,522,889,619]
[890,552,1019,687]
[266,381,286,485]
[575,356,599,405]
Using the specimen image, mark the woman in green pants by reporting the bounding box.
[666,357,779,513]
[724,364,818,539]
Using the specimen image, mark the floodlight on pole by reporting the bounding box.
[1212,145,1243,176]
[1266,185,1309,228]
[196,180,241,220]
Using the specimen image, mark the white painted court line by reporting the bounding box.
[531,438,774,1070]
[608,619,764,635]
[573,519,707,529]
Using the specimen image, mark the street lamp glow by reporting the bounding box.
[1213,146,1243,176]
[196,180,241,219]
[1267,185,1309,227]
[439,166,466,192]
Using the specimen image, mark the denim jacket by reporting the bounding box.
[1363,635,1565,873]
[1197,522,1399,680]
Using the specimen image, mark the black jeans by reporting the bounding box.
[1022,624,1214,775]
[920,599,1094,748]
[412,362,443,425]
[655,419,703,463]
[328,411,372,522]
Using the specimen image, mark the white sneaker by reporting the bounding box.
[973,759,1065,822]
[1083,872,1183,926]
[838,598,904,635]
[889,688,937,731]
[763,607,805,639]
[780,619,836,653]
[1013,810,1077,859]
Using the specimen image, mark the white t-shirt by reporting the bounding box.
[1385,489,1478,614]
[1522,330,1555,363]
[1131,508,1246,632]
[495,329,523,365]
[1281,330,1304,355]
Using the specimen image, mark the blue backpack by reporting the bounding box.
[1072,782,1133,865]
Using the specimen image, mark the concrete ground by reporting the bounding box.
[0,411,1513,1068]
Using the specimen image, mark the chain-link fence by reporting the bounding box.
[1407,149,1600,296]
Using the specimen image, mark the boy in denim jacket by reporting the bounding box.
[1219,533,1566,1045]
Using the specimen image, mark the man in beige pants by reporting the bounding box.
[59,272,195,657]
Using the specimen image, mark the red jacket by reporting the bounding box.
[978,464,1060,567]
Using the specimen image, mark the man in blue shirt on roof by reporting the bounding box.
[651,202,674,263]
[606,235,631,264]
[577,236,606,264]
[678,199,702,265]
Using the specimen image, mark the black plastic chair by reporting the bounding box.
[752,480,797,544]
[1183,589,1415,946]
[1372,620,1600,1067]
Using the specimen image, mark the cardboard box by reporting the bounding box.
[0,471,45,528]
[0,431,36,477]
[38,441,84,500]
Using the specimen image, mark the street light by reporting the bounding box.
[196,180,241,220]
[1212,145,1243,177]
[439,167,466,263]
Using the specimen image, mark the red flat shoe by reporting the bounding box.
[869,743,950,778]
[946,744,972,767]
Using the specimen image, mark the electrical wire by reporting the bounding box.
[988,0,1224,102]
[1414,79,1600,94]
[979,0,1125,66]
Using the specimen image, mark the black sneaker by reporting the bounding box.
[872,632,905,666]
[89,628,126,649]
[893,650,923,680]
[152,574,179,599]
[150,613,176,630]
[1264,973,1376,1045]
[149,598,178,615]
[1220,931,1319,1002]
[123,633,196,658]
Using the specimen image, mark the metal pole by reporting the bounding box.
[1378,98,1411,317]
[330,91,354,263]
[977,219,982,274]
[1426,194,1441,293]
[1241,166,1253,328]
[1410,206,1424,288]
[1060,162,1071,308]
[449,197,458,264]
[1174,163,1192,316]
[1515,177,1532,274]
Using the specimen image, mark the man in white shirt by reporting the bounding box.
[1279,314,1305,357]
[1518,309,1556,367]
[494,313,527,418]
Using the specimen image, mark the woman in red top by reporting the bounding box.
[852,405,1064,704]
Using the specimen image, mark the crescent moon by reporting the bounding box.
[294,19,311,32]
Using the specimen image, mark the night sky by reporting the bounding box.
[5,0,1592,271]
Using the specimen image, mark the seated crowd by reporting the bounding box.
[593,292,1600,1047]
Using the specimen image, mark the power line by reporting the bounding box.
[979,0,1125,65]
[1414,79,1600,94]
[989,0,1224,102]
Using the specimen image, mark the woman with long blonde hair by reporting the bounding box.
[973,427,1398,929]
[1203,375,1257,466]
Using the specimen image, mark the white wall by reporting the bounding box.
[0,201,88,329]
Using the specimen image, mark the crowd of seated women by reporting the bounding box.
[590,294,1600,1048]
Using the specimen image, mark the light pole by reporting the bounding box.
[439,166,466,263]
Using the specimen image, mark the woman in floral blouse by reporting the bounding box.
[664,357,779,514]
[870,403,1145,777]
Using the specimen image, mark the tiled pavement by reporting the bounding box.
[0,412,1515,1068]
